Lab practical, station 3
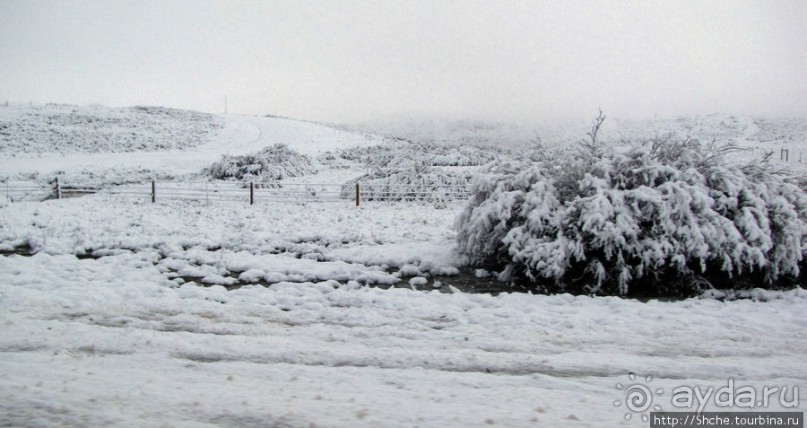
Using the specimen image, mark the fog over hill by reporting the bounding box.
[359,113,807,149]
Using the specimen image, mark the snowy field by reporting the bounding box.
[1,105,806,426]
[1,196,805,427]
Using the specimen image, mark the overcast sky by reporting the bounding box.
[0,0,804,124]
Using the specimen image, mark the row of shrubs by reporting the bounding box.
[202,121,807,297]
[321,141,511,168]
[205,143,476,201]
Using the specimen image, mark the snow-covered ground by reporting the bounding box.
[1,105,806,426]
[1,196,806,427]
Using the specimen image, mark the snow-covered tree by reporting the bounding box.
[455,118,807,296]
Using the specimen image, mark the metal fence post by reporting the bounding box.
[250,182,254,205]
[55,177,61,200]
[355,183,360,207]
[151,180,156,203]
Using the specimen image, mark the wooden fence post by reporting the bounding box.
[55,177,61,200]
[151,180,156,203]
[250,182,254,205]
[355,183,360,207]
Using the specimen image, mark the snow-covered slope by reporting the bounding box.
[3,105,805,180]
[0,104,224,155]
[0,104,389,178]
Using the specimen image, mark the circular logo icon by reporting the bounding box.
[614,373,663,422]
[624,384,653,412]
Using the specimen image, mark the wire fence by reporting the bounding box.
[3,180,54,202]
[3,146,802,205]
[723,146,807,165]
[2,178,474,205]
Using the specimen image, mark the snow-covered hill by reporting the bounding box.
[0,104,391,179]
[0,104,224,155]
[2,104,806,189]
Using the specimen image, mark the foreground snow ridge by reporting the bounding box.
[0,253,805,427]
[1,195,805,426]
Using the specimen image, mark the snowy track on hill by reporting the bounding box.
[0,113,385,177]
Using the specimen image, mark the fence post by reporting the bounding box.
[55,177,61,200]
[151,180,156,203]
[250,182,254,205]
[355,183,360,207]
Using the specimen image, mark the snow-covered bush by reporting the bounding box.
[455,124,807,296]
[342,161,470,203]
[325,141,508,169]
[204,144,316,185]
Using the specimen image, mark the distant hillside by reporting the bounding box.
[0,105,393,180]
[609,114,807,148]
[359,114,807,149]
[0,104,224,155]
[358,116,540,147]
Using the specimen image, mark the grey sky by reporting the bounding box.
[1,0,804,123]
